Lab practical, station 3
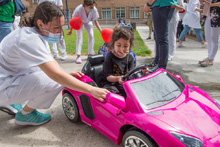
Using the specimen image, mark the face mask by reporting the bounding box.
[42,29,61,43]
[89,9,94,13]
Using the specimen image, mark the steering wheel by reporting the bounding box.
[122,64,147,81]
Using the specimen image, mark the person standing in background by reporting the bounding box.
[144,0,177,73]
[38,0,67,61]
[177,0,207,48]
[168,0,184,60]
[146,11,153,40]
[199,0,220,67]
[0,0,15,42]
[67,0,102,64]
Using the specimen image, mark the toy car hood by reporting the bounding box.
[146,88,220,143]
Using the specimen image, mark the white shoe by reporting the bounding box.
[53,54,58,58]
[201,42,207,48]
[61,55,67,61]
[177,43,184,47]
[75,57,81,64]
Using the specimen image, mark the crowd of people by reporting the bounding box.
[0,0,219,127]
[145,0,220,67]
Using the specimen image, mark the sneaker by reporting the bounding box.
[0,103,23,115]
[61,55,67,61]
[149,65,159,73]
[53,54,58,58]
[200,59,214,67]
[177,43,184,47]
[147,62,157,67]
[75,57,82,64]
[201,42,207,48]
[15,110,51,126]
[198,57,208,64]
[146,37,151,40]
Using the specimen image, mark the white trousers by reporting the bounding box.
[0,71,63,109]
[76,22,94,55]
[168,20,179,58]
[205,16,220,60]
[50,36,67,57]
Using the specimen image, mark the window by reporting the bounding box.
[32,0,38,4]
[101,8,112,19]
[130,7,140,18]
[116,7,125,19]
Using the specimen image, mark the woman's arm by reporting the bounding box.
[204,0,220,7]
[93,20,102,33]
[39,61,108,101]
[67,27,73,35]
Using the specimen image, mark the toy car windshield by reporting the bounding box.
[130,71,185,109]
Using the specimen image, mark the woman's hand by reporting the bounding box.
[90,87,109,102]
[67,31,72,35]
[70,72,84,78]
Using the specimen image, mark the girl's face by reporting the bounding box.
[113,38,130,58]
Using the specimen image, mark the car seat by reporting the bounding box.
[81,54,105,87]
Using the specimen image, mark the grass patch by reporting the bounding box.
[62,29,151,56]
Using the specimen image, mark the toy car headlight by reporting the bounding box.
[213,99,220,108]
[170,132,203,147]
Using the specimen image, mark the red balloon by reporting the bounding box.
[69,17,82,30]
[101,28,113,43]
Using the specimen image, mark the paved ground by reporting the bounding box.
[0,25,219,147]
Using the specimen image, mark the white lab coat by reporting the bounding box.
[0,27,63,109]
[38,0,66,57]
[72,4,99,55]
[169,0,184,59]
[182,0,201,29]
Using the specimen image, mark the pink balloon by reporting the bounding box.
[69,17,82,30]
[101,28,113,43]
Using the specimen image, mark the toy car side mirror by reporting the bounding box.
[175,74,183,82]
[106,93,125,110]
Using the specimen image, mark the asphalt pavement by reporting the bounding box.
[0,25,219,147]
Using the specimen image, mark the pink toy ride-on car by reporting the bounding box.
[62,55,220,147]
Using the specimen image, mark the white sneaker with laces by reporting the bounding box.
[201,42,207,48]
[178,43,184,47]
[61,55,67,61]
[75,57,82,64]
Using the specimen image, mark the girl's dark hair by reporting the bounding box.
[83,0,96,6]
[21,1,64,30]
[107,27,134,50]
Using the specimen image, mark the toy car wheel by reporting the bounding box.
[122,130,156,147]
[62,93,80,122]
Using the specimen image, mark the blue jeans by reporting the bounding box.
[0,22,13,43]
[152,6,175,69]
[179,25,204,42]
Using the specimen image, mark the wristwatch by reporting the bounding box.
[147,2,152,6]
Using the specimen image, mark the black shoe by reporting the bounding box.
[149,66,159,73]
[147,62,157,67]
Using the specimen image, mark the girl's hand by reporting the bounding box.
[90,87,109,102]
[142,68,149,75]
[118,76,124,84]
[70,72,84,78]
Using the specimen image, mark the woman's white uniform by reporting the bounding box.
[182,0,201,29]
[0,27,63,109]
[168,0,184,59]
[72,4,99,55]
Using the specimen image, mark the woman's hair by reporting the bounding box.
[20,1,64,30]
[83,0,96,6]
[107,26,134,50]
